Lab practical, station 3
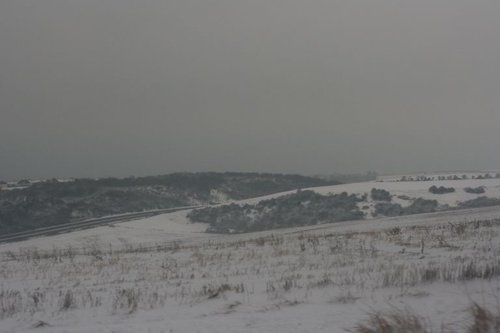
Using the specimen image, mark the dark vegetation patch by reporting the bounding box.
[371,188,392,201]
[459,196,500,209]
[188,190,364,233]
[374,198,439,217]
[464,187,486,194]
[0,173,337,234]
[429,186,455,194]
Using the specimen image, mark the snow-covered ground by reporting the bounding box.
[0,210,210,252]
[1,209,500,332]
[2,176,500,332]
[239,177,500,217]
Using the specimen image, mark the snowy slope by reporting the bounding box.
[2,176,500,332]
[3,177,500,252]
[2,205,500,332]
[0,210,211,251]
[238,177,500,216]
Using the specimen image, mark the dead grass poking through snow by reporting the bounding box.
[350,308,430,333]
[468,303,500,333]
[2,216,500,331]
[351,303,500,333]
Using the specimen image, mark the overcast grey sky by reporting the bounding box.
[1,0,500,180]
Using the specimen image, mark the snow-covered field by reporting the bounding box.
[2,177,500,332]
[239,177,500,217]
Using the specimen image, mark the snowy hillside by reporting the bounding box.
[239,178,500,207]
[2,175,500,332]
[0,172,336,234]
[2,205,500,332]
[239,177,500,215]
[182,176,500,233]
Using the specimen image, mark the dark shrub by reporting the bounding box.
[189,190,364,233]
[371,188,392,201]
[459,196,500,208]
[464,187,485,194]
[374,198,438,217]
[403,198,438,214]
[374,203,403,217]
[429,186,455,194]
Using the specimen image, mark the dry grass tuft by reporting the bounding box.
[468,303,500,333]
[351,308,429,333]
[352,303,500,333]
